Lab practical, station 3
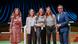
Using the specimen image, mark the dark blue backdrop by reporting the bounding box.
[0,0,77,25]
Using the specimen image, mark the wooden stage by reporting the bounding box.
[0,23,78,42]
[0,32,78,42]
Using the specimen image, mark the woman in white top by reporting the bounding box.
[45,6,56,44]
[26,9,36,44]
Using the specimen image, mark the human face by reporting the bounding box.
[14,9,19,16]
[39,8,43,16]
[57,5,63,13]
[30,9,34,17]
[46,7,51,14]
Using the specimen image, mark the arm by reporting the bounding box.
[20,17,22,32]
[53,14,58,31]
[26,17,31,34]
[26,17,29,27]
[60,12,69,27]
[9,16,13,32]
[53,14,57,25]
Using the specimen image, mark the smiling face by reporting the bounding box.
[15,9,19,15]
[39,8,43,16]
[57,5,63,13]
[13,8,20,17]
[29,9,34,17]
[46,7,52,16]
[14,8,20,17]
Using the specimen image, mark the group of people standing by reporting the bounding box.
[9,5,69,44]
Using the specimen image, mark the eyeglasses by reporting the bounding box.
[58,8,63,9]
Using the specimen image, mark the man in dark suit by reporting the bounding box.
[56,5,69,44]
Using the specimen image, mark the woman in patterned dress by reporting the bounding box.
[9,8,22,44]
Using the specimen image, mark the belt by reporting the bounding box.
[46,25,55,27]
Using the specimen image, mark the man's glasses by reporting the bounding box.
[58,8,63,9]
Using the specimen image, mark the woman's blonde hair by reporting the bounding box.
[11,8,21,18]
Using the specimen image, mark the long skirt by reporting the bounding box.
[10,28,21,43]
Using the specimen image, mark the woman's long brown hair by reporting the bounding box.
[28,9,35,17]
[45,8,53,18]
[11,8,21,18]
[37,8,44,16]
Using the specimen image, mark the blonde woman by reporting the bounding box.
[9,8,22,44]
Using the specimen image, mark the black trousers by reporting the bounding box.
[27,27,36,44]
[41,27,46,44]
[46,26,56,44]
[36,27,46,44]
[27,34,31,44]
[36,27,41,44]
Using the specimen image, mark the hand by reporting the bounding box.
[35,23,43,27]
[56,24,61,27]
[55,24,61,30]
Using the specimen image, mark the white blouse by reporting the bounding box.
[46,14,56,26]
[26,16,36,34]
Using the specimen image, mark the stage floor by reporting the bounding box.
[0,41,78,44]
